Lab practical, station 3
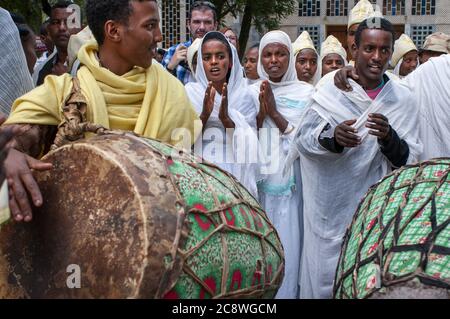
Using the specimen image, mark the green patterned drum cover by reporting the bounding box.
[0,133,284,299]
[142,138,284,299]
[334,159,450,299]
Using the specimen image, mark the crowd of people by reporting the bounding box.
[0,0,449,299]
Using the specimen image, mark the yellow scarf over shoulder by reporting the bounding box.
[7,41,199,145]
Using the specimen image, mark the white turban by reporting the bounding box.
[292,31,320,85]
[292,31,317,57]
[391,34,417,68]
[348,0,375,29]
[320,35,347,62]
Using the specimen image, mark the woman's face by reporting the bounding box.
[243,47,259,80]
[202,39,231,83]
[399,50,418,77]
[224,29,238,48]
[261,43,290,83]
[295,49,318,83]
[321,53,345,76]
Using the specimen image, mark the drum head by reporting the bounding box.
[0,134,187,298]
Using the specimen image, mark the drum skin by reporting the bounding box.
[334,159,450,299]
[0,132,284,299]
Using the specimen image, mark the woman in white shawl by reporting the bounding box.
[250,30,315,299]
[185,31,259,197]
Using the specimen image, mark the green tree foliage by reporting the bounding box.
[0,0,85,32]
[210,0,296,58]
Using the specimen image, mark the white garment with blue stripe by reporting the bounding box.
[250,30,315,299]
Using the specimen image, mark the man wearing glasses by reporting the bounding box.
[162,1,218,84]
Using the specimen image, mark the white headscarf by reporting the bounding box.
[257,30,298,85]
[188,31,254,123]
[185,31,260,196]
[187,38,202,81]
[0,8,34,115]
[251,30,315,196]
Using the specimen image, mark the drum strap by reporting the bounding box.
[51,77,107,150]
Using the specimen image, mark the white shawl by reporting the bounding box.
[0,8,34,115]
[403,54,450,160]
[295,77,422,298]
[251,30,315,196]
[295,80,422,238]
[185,31,260,197]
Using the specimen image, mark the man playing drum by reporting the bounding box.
[3,0,199,224]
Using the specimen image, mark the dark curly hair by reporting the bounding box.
[86,0,155,46]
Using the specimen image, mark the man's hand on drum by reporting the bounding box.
[4,135,52,223]
[335,119,361,148]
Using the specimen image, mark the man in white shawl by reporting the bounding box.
[185,31,259,197]
[293,18,422,299]
[0,7,34,116]
[250,30,315,299]
[334,40,450,162]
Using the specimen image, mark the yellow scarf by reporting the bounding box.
[7,41,199,146]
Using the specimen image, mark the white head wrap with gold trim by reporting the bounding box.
[391,34,417,69]
[348,0,375,29]
[187,38,202,80]
[292,31,320,85]
[320,35,347,62]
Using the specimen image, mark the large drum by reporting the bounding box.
[0,132,284,299]
[334,159,450,299]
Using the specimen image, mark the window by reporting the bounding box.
[326,0,348,16]
[383,0,405,15]
[299,0,321,16]
[161,0,182,48]
[411,0,436,15]
[354,0,377,5]
[298,25,321,51]
[410,24,436,48]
